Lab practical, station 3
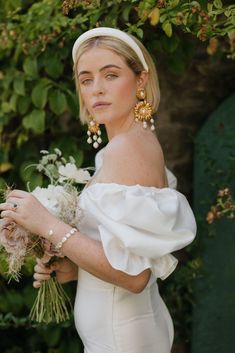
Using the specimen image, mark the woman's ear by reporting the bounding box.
[137,70,149,90]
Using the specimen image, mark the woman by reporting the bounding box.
[0,27,196,353]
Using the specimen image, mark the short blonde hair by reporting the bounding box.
[73,34,160,124]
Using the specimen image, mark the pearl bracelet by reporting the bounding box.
[54,228,78,251]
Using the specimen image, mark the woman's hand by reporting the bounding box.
[0,190,58,238]
[33,257,78,288]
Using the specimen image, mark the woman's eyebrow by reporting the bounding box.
[78,64,122,78]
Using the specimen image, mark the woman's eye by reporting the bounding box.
[106,73,118,80]
[81,79,92,85]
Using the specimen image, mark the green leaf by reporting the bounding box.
[32,82,50,109]
[19,160,43,189]
[169,0,179,8]
[13,76,25,96]
[207,3,213,12]
[49,89,67,115]
[23,57,38,78]
[1,102,12,113]
[136,28,144,39]
[44,55,63,79]
[191,1,201,7]
[162,22,173,37]
[122,4,133,22]
[66,92,79,116]
[16,132,29,147]
[228,30,235,39]
[17,96,30,115]
[22,109,45,134]
[213,0,222,9]
[160,13,168,23]
[9,93,18,112]
[224,9,231,17]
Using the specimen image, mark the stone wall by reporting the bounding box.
[156,47,235,199]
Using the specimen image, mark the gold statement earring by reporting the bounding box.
[134,88,155,131]
[87,117,102,149]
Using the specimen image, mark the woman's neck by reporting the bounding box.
[105,117,140,140]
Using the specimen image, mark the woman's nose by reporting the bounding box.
[92,77,104,96]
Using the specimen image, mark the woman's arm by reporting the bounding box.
[1,136,165,293]
[43,219,151,293]
[0,193,150,293]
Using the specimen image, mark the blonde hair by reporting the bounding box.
[73,34,160,124]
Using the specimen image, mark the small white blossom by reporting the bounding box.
[58,163,91,184]
[69,156,76,164]
[54,148,62,156]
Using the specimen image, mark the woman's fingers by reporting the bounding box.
[0,218,15,229]
[40,253,52,264]
[34,263,52,274]
[0,202,18,211]
[33,272,51,281]
[33,258,55,287]
[2,190,58,238]
[33,280,42,289]
[7,189,29,198]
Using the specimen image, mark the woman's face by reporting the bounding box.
[77,47,143,126]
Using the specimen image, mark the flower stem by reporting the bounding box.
[29,277,71,324]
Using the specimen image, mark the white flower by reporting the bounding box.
[58,163,91,184]
[32,185,78,221]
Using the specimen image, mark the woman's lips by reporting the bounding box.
[92,102,111,109]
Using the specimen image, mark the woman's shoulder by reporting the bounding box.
[105,131,144,157]
[100,131,167,188]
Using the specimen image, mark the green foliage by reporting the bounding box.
[160,255,203,342]
[0,0,234,185]
[0,0,233,351]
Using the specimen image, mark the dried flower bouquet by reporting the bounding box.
[0,148,91,323]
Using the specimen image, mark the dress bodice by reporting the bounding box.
[78,148,197,280]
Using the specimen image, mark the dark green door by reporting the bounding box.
[191,93,235,353]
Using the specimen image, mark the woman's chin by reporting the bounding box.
[93,114,114,125]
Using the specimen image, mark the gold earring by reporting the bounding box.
[134,88,155,131]
[87,117,102,149]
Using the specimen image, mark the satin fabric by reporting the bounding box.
[74,150,197,353]
[74,269,174,353]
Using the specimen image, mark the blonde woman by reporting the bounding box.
[0,28,196,353]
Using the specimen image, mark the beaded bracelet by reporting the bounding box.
[54,228,78,251]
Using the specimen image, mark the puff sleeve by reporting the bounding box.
[79,184,197,280]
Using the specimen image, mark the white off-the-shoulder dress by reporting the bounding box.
[74,149,197,353]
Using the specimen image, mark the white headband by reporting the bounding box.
[72,27,149,71]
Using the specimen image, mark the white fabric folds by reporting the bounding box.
[79,183,197,280]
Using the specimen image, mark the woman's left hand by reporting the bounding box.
[0,189,57,237]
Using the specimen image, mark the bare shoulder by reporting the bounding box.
[99,132,168,187]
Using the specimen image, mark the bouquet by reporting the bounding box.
[0,148,91,323]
